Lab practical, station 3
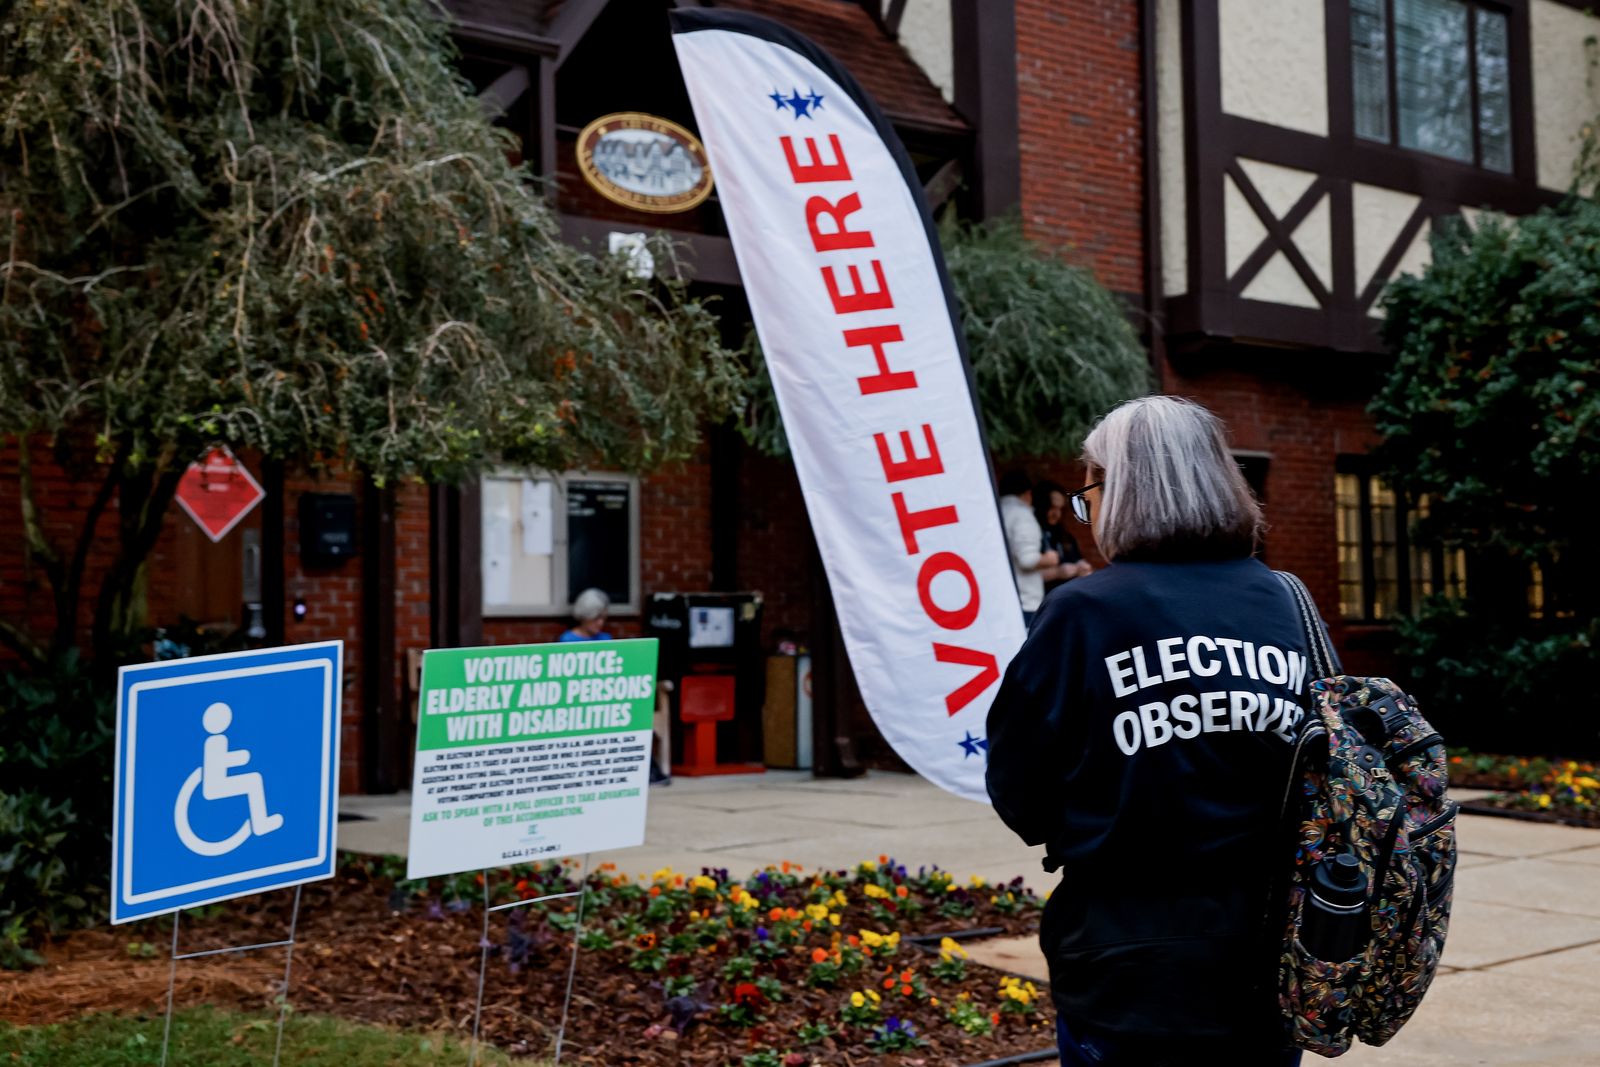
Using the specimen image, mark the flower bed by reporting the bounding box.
[1448,748,1562,791]
[1450,750,1600,828]
[7,855,1054,1066]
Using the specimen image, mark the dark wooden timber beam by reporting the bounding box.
[884,0,909,37]
[550,0,612,68]
[449,19,558,58]
[923,158,964,211]
[477,63,531,120]
[951,0,1019,218]
[361,478,401,793]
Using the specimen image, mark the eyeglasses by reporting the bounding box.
[1068,482,1102,525]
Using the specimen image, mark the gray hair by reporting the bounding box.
[1081,396,1262,561]
[572,587,611,622]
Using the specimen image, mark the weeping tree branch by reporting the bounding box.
[0,0,745,670]
[16,436,65,592]
[89,450,187,672]
[54,438,134,659]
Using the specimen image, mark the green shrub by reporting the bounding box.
[0,654,113,968]
[1372,202,1600,755]
[1391,599,1597,756]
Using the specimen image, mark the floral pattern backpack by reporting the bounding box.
[1271,572,1458,1057]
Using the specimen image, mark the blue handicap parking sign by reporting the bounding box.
[111,641,343,924]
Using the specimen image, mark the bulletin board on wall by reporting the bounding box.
[480,471,640,617]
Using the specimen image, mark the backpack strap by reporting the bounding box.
[1275,570,1337,680]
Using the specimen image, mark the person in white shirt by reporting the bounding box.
[998,470,1060,626]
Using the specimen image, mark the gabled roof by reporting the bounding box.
[708,0,967,135]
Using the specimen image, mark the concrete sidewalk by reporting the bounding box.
[341,770,1600,1066]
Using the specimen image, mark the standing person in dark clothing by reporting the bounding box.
[1033,479,1093,596]
[987,397,1331,1066]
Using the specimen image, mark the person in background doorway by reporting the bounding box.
[1034,479,1094,597]
[560,588,613,642]
[999,470,1060,627]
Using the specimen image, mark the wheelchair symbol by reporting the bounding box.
[173,701,284,857]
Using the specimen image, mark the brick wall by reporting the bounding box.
[0,439,122,655]
[736,453,814,649]
[1162,357,1389,674]
[394,481,432,730]
[1015,0,1145,294]
[278,469,366,792]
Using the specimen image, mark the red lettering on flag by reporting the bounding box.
[933,643,1001,715]
[892,492,958,555]
[821,260,893,315]
[874,424,943,483]
[844,324,916,395]
[918,552,981,630]
[782,134,851,183]
[806,194,874,252]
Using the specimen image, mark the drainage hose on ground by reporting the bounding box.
[903,926,1008,945]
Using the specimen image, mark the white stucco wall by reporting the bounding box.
[1225,159,1330,306]
[1218,0,1328,136]
[1224,174,1269,278]
[1352,183,1426,297]
[1241,252,1320,308]
[1158,0,1188,297]
[1531,0,1600,191]
[896,0,954,103]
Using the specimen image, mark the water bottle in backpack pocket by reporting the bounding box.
[1271,572,1458,1058]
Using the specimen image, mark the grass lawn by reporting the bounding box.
[0,1007,547,1066]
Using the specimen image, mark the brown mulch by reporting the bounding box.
[3,865,1057,1066]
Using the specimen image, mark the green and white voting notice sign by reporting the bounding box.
[405,638,658,880]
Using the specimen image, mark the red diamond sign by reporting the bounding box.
[174,446,266,543]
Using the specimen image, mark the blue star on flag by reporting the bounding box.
[768,86,824,119]
[957,731,989,759]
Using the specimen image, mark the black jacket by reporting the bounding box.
[986,556,1333,1043]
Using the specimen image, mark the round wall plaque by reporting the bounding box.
[575,112,714,214]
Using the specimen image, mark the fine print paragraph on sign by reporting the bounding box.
[406,639,659,880]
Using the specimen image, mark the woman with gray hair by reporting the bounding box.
[560,588,613,642]
[987,396,1328,1065]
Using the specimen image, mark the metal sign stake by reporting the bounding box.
[158,890,306,1067]
[272,885,304,1067]
[469,874,492,1067]
[553,854,592,1066]
[160,910,181,1067]
[464,858,595,1066]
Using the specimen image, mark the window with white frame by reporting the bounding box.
[480,471,640,617]
[1351,0,1513,172]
